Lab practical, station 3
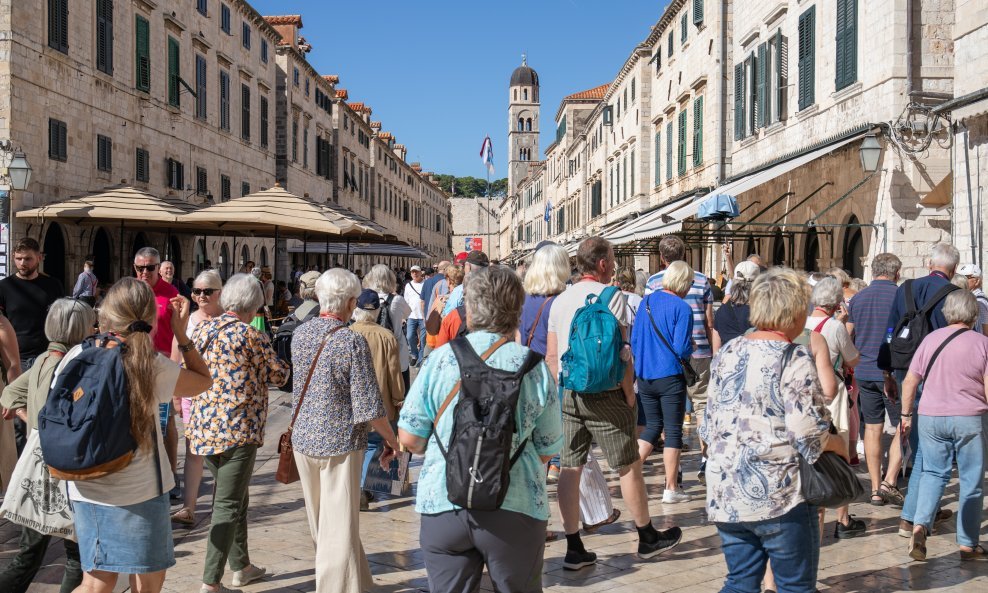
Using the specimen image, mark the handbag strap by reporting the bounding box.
[923,327,968,379]
[526,296,554,347]
[287,325,345,433]
[646,301,687,366]
[433,336,508,427]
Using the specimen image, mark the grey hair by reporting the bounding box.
[317,268,361,314]
[929,242,960,273]
[45,298,96,345]
[464,266,525,335]
[729,279,753,306]
[942,290,979,327]
[362,264,396,294]
[193,269,223,290]
[351,307,378,324]
[220,273,264,314]
[635,270,648,296]
[871,253,902,279]
[951,274,969,289]
[810,276,843,309]
[134,247,160,263]
[300,283,317,301]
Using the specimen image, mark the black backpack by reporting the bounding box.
[432,337,543,511]
[273,306,319,392]
[888,280,959,370]
[377,294,395,330]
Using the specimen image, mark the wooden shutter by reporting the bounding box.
[734,63,745,140]
[798,6,816,110]
[666,122,673,181]
[835,0,857,90]
[776,29,787,122]
[49,0,68,53]
[49,119,59,159]
[756,43,767,129]
[135,148,148,182]
[168,37,180,106]
[241,84,250,141]
[677,110,687,175]
[681,13,688,43]
[693,0,704,25]
[260,96,268,148]
[654,130,661,185]
[195,56,207,118]
[220,72,229,130]
[96,0,113,74]
[135,16,150,92]
[693,96,703,167]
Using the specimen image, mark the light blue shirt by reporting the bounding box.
[441,284,464,316]
[398,331,562,520]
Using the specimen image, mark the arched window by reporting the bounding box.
[804,228,820,273]
[513,89,517,101]
[526,118,532,131]
[518,118,524,131]
[523,88,528,101]
[842,216,864,278]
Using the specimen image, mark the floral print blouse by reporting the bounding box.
[186,313,290,456]
[290,317,387,457]
[699,339,831,523]
[398,331,562,520]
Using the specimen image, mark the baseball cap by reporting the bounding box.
[465,251,490,267]
[454,251,469,264]
[356,288,381,311]
[534,240,556,252]
[958,263,982,277]
[299,270,321,289]
[410,265,423,272]
[734,261,761,281]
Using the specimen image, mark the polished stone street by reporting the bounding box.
[3,388,987,592]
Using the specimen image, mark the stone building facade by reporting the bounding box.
[450,195,498,257]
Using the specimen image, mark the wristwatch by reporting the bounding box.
[178,341,196,354]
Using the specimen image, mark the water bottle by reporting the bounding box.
[885,327,894,343]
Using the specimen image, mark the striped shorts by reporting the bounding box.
[560,389,638,470]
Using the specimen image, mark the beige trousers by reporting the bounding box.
[295,449,373,593]
[0,417,17,495]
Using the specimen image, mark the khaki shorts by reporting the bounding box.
[687,356,712,420]
[560,389,638,470]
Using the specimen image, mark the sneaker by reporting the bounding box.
[546,464,560,483]
[898,509,953,537]
[662,489,691,504]
[231,565,267,587]
[638,526,683,559]
[856,440,865,456]
[360,490,373,512]
[200,585,241,593]
[834,516,867,539]
[169,484,183,503]
[562,549,597,570]
[697,460,707,485]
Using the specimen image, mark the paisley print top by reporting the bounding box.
[398,331,562,520]
[699,339,831,523]
[186,313,290,456]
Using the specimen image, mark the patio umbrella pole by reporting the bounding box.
[303,231,307,271]
[119,219,125,282]
[345,238,351,270]
[325,232,330,268]
[232,235,237,274]
[274,226,279,287]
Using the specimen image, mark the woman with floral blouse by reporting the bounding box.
[291,268,400,593]
[187,273,290,593]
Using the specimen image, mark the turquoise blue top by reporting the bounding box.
[398,331,562,520]
[441,284,464,315]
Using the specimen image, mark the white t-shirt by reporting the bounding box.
[56,345,181,507]
[804,316,859,371]
[404,281,425,320]
[379,292,412,370]
[547,281,628,362]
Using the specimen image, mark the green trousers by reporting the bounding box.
[203,444,257,585]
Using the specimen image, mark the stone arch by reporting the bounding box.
[219,242,231,280]
[772,228,786,266]
[166,236,183,279]
[91,227,113,284]
[194,239,206,275]
[260,245,269,267]
[42,222,67,289]
[526,118,532,131]
[804,227,820,273]
[842,215,865,279]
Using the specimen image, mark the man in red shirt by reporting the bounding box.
[134,247,184,501]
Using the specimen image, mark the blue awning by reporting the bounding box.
[698,194,740,221]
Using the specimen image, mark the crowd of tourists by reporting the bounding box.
[0,234,985,593]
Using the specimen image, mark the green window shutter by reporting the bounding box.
[776,29,787,122]
[666,122,673,181]
[693,96,703,167]
[167,37,180,106]
[241,84,250,141]
[654,131,661,185]
[96,0,113,75]
[756,43,767,129]
[762,41,773,127]
[668,32,673,57]
[677,111,687,176]
[681,13,688,44]
[693,0,704,25]
[630,150,635,196]
[733,65,741,140]
[195,55,207,119]
[835,0,857,90]
[135,16,150,92]
[798,6,816,110]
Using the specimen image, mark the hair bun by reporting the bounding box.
[127,320,153,334]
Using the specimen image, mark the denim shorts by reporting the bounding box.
[73,493,175,574]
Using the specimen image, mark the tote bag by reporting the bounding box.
[0,429,76,541]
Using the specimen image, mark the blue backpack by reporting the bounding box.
[561,285,625,393]
[38,334,139,481]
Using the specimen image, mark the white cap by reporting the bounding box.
[734,260,760,281]
[958,263,982,277]
[410,265,423,272]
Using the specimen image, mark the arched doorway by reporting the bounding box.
[131,232,149,259]
[804,228,820,273]
[772,229,786,266]
[842,217,864,279]
[240,245,250,271]
[744,234,757,260]
[219,243,231,280]
[260,246,269,268]
[194,239,206,275]
[166,236,183,280]
[92,227,113,284]
[42,223,67,289]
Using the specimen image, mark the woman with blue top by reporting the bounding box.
[631,260,694,504]
[398,265,562,593]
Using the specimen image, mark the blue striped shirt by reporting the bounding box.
[645,269,713,358]
[847,279,898,381]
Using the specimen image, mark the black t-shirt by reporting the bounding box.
[0,274,65,359]
[713,303,752,347]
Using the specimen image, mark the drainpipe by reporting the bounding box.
[717,0,729,184]
[906,0,914,96]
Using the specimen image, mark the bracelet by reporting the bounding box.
[178,341,196,354]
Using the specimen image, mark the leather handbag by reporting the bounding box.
[275,325,342,484]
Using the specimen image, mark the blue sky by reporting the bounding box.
[249,0,667,178]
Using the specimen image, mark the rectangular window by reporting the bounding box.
[97,135,112,172]
[220,4,231,34]
[242,22,251,49]
[196,166,208,195]
[240,84,250,141]
[303,126,309,168]
[166,158,184,190]
[48,0,68,53]
[654,130,661,185]
[96,0,114,75]
[693,96,704,167]
[734,63,745,140]
[756,45,766,130]
[631,78,636,102]
[259,96,268,148]
[197,0,208,17]
[681,12,688,44]
[195,55,207,120]
[293,67,299,87]
[221,175,231,201]
[305,78,310,97]
[668,31,674,57]
[135,15,150,92]
[835,0,857,91]
[219,71,230,130]
[135,148,149,182]
[630,149,635,196]
[261,40,268,63]
[798,6,816,110]
[241,181,250,197]
[693,0,704,26]
[774,29,788,123]
[677,110,688,176]
[666,122,673,181]
[291,121,298,162]
[167,37,180,107]
[622,156,627,200]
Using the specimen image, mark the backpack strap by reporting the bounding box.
[596,285,620,311]
[525,296,554,347]
[923,327,968,379]
[455,304,469,338]
[903,279,916,315]
[433,336,508,427]
[918,283,960,315]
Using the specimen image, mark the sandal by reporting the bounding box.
[171,507,195,526]
[870,491,886,506]
[880,481,905,507]
[960,545,988,561]
[908,530,927,561]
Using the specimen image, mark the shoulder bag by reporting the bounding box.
[645,301,699,387]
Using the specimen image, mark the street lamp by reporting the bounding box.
[859,134,882,173]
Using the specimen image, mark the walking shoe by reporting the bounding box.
[697,459,706,486]
[898,509,953,537]
[834,516,867,539]
[638,526,683,559]
[583,508,621,533]
[232,565,268,587]
[662,489,691,504]
[360,490,373,512]
[879,481,904,507]
[908,530,927,561]
[200,585,241,593]
[959,545,988,561]
[562,549,597,570]
[169,484,183,503]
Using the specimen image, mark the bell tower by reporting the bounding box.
[508,56,540,197]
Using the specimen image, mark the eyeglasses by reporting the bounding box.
[134,264,158,273]
[191,288,218,296]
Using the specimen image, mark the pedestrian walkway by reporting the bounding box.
[3,389,986,592]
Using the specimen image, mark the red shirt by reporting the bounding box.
[435,309,464,348]
[151,277,179,355]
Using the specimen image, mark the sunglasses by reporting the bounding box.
[191,288,218,297]
[134,264,158,273]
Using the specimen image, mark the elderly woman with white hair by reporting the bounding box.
[186,273,290,593]
[363,264,413,391]
[900,290,988,561]
[291,269,400,593]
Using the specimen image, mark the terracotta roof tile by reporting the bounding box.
[323,75,339,84]
[335,89,348,99]
[370,121,382,129]
[564,83,610,101]
[378,132,394,140]
[348,102,365,112]
[263,15,303,27]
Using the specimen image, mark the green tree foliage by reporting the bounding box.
[433,174,507,198]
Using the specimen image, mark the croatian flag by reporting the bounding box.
[480,136,495,175]
[544,198,553,222]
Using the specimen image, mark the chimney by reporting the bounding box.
[263,15,303,50]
